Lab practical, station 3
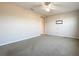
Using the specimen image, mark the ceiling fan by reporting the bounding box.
[42,2,55,12]
[31,2,62,12]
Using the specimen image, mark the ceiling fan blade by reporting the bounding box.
[32,5,42,8]
[53,2,71,8]
[31,2,48,9]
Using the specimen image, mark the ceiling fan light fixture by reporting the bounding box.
[45,8,50,12]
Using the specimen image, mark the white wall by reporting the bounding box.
[0,3,43,46]
[45,10,79,39]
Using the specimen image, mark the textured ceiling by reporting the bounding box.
[15,2,79,16]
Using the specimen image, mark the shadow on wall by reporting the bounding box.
[76,10,79,55]
[76,10,79,39]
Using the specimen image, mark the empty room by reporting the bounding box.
[0,2,79,56]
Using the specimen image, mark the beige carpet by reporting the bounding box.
[0,35,79,56]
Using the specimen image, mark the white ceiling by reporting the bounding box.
[15,2,79,16]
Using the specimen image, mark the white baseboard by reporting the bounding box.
[46,34,79,39]
[0,34,78,46]
[0,34,40,46]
